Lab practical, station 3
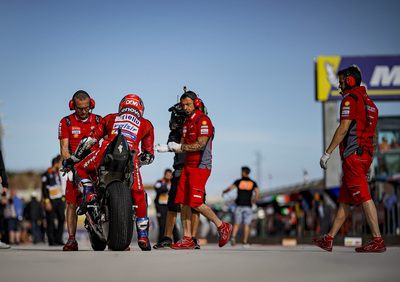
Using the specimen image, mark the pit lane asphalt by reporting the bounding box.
[1,241,399,282]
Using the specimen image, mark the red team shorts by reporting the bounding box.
[175,166,211,207]
[65,179,82,205]
[338,152,372,206]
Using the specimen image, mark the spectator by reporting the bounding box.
[0,149,11,249]
[222,166,259,247]
[154,169,175,244]
[42,155,65,246]
[24,191,45,244]
[3,190,23,245]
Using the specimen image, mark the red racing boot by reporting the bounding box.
[218,222,232,247]
[136,218,151,251]
[312,234,334,252]
[355,237,386,253]
[63,238,78,251]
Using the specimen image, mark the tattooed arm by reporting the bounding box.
[170,136,209,153]
[181,136,209,152]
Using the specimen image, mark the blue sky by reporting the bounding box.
[1,0,399,196]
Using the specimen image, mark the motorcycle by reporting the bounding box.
[69,130,136,251]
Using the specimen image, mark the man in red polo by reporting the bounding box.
[166,90,232,249]
[314,66,386,253]
[58,90,102,251]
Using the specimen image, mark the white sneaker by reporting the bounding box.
[0,241,11,249]
[242,243,251,248]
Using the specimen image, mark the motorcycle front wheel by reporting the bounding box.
[107,181,133,251]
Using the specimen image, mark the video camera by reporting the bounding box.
[168,103,186,129]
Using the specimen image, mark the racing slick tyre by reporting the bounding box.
[86,219,107,251]
[107,181,133,251]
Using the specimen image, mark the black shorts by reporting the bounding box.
[167,176,180,212]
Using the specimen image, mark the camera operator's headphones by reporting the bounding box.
[343,68,356,88]
[180,90,202,109]
[69,90,95,111]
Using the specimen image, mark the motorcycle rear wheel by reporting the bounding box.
[107,181,133,251]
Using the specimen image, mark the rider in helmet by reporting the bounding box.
[69,94,155,251]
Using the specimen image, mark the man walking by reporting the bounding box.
[314,66,385,252]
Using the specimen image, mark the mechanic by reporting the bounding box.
[58,90,102,251]
[313,66,386,253]
[158,90,232,249]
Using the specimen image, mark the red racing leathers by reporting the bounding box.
[74,112,155,218]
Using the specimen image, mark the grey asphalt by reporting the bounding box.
[1,241,399,282]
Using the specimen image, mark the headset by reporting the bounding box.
[180,89,202,109]
[343,67,358,88]
[69,90,95,111]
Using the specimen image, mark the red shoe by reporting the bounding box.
[108,246,130,251]
[312,234,333,252]
[218,222,232,247]
[63,238,78,251]
[171,236,195,249]
[355,237,386,253]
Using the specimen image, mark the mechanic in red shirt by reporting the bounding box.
[71,94,155,251]
[314,66,386,253]
[58,90,102,251]
[164,90,232,249]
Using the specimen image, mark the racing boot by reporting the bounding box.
[76,178,97,216]
[136,217,151,251]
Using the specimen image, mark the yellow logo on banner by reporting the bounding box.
[316,56,341,101]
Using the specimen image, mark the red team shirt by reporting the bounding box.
[339,86,378,159]
[182,110,213,169]
[58,113,102,154]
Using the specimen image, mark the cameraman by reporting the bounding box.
[153,100,206,249]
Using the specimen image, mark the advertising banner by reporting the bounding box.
[315,55,400,101]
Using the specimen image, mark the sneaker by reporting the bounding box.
[63,238,78,251]
[230,237,236,246]
[137,230,151,251]
[355,237,386,253]
[171,236,195,249]
[312,234,333,252]
[192,237,201,249]
[153,237,173,249]
[0,241,11,249]
[217,222,232,248]
[242,243,251,248]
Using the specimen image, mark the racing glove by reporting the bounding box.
[167,142,181,151]
[154,144,169,152]
[139,151,155,167]
[320,151,331,170]
[366,166,373,182]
